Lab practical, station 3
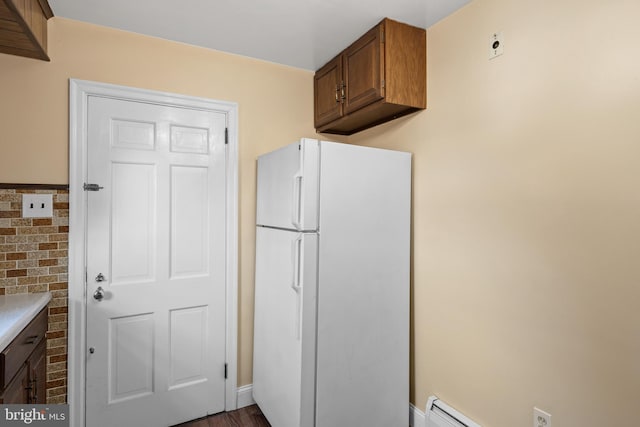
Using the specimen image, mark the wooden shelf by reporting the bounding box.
[0,0,53,61]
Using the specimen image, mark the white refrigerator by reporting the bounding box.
[253,138,411,427]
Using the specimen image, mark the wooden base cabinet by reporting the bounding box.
[0,308,48,403]
[29,340,46,403]
[314,18,426,135]
[1,363,30,404]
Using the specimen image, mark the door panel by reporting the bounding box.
[111,119,156,150]
[170,125,210,154]
[170,166,209,278]
[168,306,208,389]
[86,95,227,427]
[256,139,319,231]
[108,313,154,404]
[110,162,156,285]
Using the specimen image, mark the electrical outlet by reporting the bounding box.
[534,407,551,427]
[489,32,504,59]
[22,194,53,218]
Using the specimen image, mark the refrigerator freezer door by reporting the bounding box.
[253,227,318,427]
[256,139,320,231]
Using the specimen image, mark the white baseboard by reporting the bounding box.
[237,384,256,409]
[410,403,426,427]
[237,383,422,426]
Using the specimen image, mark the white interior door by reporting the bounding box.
[85,95,227,427]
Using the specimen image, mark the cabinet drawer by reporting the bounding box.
[0,308,47,389]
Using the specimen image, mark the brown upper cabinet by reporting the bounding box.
[314,18,426,135]
[0,0,54,61]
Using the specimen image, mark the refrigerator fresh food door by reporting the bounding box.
[256,139,320,231]
[253,227,318,427]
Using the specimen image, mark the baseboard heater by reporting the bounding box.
[426,396,481,427]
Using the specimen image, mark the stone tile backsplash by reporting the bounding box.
[0,188,68,404]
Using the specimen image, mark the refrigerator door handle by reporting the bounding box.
[291,172,303,230]
[291,234,303,340]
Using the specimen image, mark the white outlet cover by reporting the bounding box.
[534,407,552,427]
[489,31,504,59]
[22,194,53,218]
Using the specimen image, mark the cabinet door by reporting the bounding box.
[29,341,46,403]
[314,55,343,127]
[343,23,384,114]
[0,363,29,404]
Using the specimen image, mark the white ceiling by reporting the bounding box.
[48,0,472,71]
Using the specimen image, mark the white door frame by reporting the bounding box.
[68,79,239,427]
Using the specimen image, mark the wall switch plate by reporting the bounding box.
[534,407,551,427]
[22,194,53,218]
[489,32,504,59]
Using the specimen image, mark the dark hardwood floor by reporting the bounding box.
[172,405,270,427]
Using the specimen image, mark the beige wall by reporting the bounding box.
[347,0,640,426]
[0,17,316,388]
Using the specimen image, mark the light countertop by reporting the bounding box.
[0,292,51,352]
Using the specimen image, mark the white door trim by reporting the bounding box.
[68,79,239,427]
